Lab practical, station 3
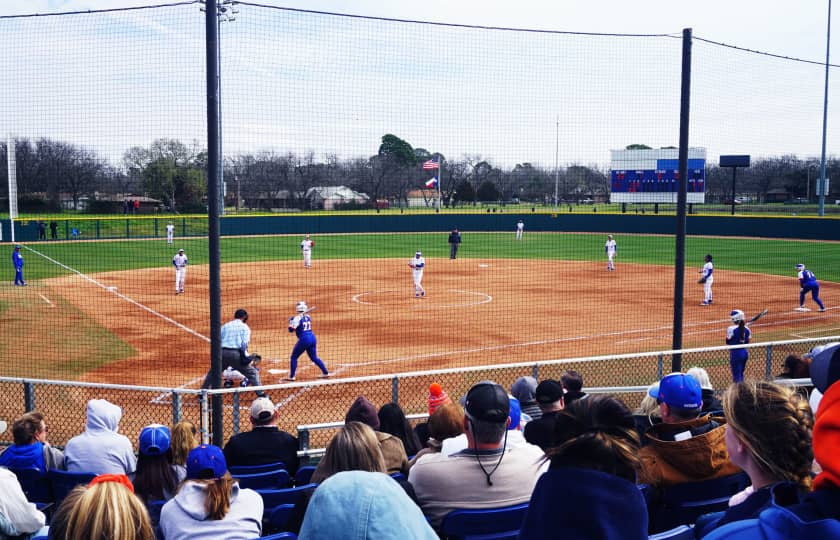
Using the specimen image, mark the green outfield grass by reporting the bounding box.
[15,232,838,283]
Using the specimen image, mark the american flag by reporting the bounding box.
[422,159,440,170]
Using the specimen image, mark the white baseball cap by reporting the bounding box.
[250,397,276,421]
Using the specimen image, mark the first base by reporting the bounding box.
[106,286,117,292]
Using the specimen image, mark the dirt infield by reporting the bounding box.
[31,258,836,387]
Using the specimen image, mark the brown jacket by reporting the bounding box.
[311,430,409,483]
[638,415,741,487]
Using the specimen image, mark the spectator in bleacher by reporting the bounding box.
[408,381,546,529]
[171,420,198,469]
[159,444,263,540]
[776,353,814,401]
[0,410,65,472]
[523,379,565,451]
[335,396,409,475]
[440,392,533,456]
[695,381,814,537]
[61,474,155,540]
[415,383,452,448]
[299,471,437,540]
[633,382,663,443]
[638,373,740,487]
[378,402,423,457]
[290,422,419,534]
[519,394,647,540]
[511,376,542,420]
[45,483,85,540]
[64,399,136,475]
[132,424,186,504]
[561,370,588,405]
[409,402,465,466]
[223,396,299,474]
[703,346,840,539]
[0,466,46,538]
[687,366,723,413]
[806,343,839,415]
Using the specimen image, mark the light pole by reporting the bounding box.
[819,0,832,216]
[554,116,559,210]
[807,163,818,202]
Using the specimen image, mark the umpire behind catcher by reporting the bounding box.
[202,308,266,397]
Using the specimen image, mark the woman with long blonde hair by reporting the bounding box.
[170,420,198,468]
[60,475,155,540]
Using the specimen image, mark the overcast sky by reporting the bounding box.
[1,0,837,168]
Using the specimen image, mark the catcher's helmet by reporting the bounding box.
[296,301,308,313]
[730,309,745,323]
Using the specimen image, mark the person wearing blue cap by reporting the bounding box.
[159,444,263,540]
[12,245,25,286]
[637,373,740,488]
[133,424,185,504]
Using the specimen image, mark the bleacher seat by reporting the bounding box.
[649,525,694,540]
[48,469,96,506]
[649,472,749,532]
[229,461,287,476]
[265,503,295,535]
[256,484,316,513]
[440,503,529,540]
[233,469,291,490]
[389,471,407,482]
[294,465,316,486]
[259,533,297,540]
[10,467,52,503]
[147,499,166,524]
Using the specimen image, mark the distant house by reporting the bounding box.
[64,193,160,213]
[406,189,438,208]
[305,186,369,210]
[764,189,790,203]
[241,190,292,210]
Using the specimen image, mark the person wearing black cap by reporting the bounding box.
[523,379,565,451]
[408,381,545,529]
[223,397,299,474]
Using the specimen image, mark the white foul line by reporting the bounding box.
[38,294,54,307]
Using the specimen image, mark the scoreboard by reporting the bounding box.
[610,148,706,203]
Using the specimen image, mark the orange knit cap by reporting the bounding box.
[89,473,135,492]
[428,383,451,416]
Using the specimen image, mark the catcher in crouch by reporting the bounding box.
[285,301,329,381]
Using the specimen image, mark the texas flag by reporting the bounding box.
[425,177,438,189]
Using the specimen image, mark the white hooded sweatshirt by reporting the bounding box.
[64,399,137,475]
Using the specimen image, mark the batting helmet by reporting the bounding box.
[415,251,422,256]
[705,254,713,262]
[796,263,805,270]
[730,309,745,323]
[296,301,308,313]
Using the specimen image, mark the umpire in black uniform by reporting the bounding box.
[448,228,462,259]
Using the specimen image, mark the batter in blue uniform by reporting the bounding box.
[795,263,826,312]
[286,301,329,381]
[12,245,25,286]
[726,309,751,382]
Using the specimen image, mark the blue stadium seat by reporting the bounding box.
[48,469,96,506]
[229,461,287,476]
[10,467,52,503]
[259,533,297,540]
[389,471,407,482]
[649,472,750,532]
[265,503,295,535]
[294,465,316,486]
[256,484,316,514]
[649,525,694,540]
[233,469,291,490]
[440,503,529,540]
[147,499,166,524]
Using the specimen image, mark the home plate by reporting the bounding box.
[268,369,286,375]
[478,264,489,268]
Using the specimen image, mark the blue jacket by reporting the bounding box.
[0,443,45,471]
[519,467,648,540]
[12,251,23,270]
[702,504,840,540]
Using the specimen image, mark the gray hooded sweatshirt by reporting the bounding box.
[64,399,137,475]
[159,480,263,540]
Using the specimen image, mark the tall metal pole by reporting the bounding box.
[205,0,224,446]
[6,136,17,244]
[672,28,692,373]
[554,116,559,211]
[217,13,225,217]
[819,0,832,217]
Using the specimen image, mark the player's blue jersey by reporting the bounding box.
[295,315,314,338]
[799,270,819,287]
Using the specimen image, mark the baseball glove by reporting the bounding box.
[698,277,707,284]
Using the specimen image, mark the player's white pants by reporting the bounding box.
[167,232,174,244]
[303,250,312,268]
[516,230,523,240]
[175,267,186,292]
[413,272,425,296]
[704,277,713,303]
[607,253,615,270]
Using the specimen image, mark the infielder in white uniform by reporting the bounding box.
[166,222,175,245]
[409,251,426,298]
[172,248,188,294]
[699,254,714,306]
[300,234,314,269]
[516,220,525,240]
[605,234,617,271]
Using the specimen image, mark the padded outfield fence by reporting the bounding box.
[0,336,833,458]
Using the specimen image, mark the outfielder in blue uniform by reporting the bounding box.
[726,309,751,383]
[795,263,825,312]
[12,245,25,286]
[286,301,329,381]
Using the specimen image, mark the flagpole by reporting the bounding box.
[438,156,443,210]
